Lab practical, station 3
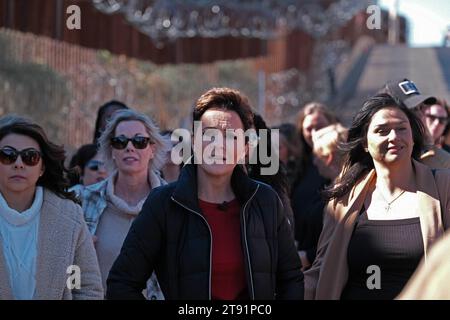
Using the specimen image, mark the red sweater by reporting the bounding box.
[198,198,248,300]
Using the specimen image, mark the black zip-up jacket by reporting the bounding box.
[106,164,304,300]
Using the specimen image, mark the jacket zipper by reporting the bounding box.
[171,196,213,300]
[171,184,259,300]
[242,185,259,300]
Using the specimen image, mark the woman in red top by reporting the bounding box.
[107,88,304,300]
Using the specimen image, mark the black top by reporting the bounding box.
[341,210,424,300]
[291,160,329,264]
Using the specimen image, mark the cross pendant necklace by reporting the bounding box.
[379,189,406,213]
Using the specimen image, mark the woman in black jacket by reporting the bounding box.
[106,87,303,300]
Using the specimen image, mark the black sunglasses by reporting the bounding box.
[0,146,42,166]
[86,160,105,171]
[110,135,153,150]
[425,114,448,125]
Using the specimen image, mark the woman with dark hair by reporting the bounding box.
[422,98,449,148]
[247,114,294,226]
[272,123,302,191]
[107,88,303,300]
[160,130,182,183]
[68,144,108,188]
[291,102,338,270]
[93,100,129,144]
[0,115,103,299]
[304,93,450,300]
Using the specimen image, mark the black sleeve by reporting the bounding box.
[275,195,305,300]
[106,191,165,300]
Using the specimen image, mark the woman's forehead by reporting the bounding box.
[369,107,409,126]
[0,133,40,150]
[201,109,244,129]
[115,120,148,134]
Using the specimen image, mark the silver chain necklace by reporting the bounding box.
[377,189,406,212]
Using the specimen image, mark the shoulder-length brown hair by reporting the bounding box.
[0,115,78,202]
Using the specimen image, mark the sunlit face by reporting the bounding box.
[111,120,156,175]
[0,133,44,196]
[302,112,330,148]
[196,108,247,178]
[82,153,108,186]
[366,107,414,166]
[423,104,448,143]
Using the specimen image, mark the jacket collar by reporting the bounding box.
[412,159,444,257]
[172,163,259,213]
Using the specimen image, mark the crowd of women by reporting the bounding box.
[0,77,449,300]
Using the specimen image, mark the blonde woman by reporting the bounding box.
[312,123,348,181]
[78,109,169,299]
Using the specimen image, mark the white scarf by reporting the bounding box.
[0,187,43,300]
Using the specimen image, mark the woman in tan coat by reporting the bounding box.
[0,115,103,299]
[304,93,450,300]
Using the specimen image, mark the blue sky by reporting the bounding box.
[379,0,450,47]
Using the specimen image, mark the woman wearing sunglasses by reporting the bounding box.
[68,143,108,197]
[0,115,103,299]
[77,109,169,299]
[421,98,449,149]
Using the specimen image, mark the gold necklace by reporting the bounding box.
[377,189,406,212]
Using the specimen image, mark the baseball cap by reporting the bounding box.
[383,78,436,109]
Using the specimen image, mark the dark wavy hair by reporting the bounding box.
[68,143,98,186]
[93,100,129,143]
[247,114,289,197]
[0,115,78,203]
[323,93,425,201]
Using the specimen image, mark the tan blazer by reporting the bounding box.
[304,159,450,300]
[0,189,103,300]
